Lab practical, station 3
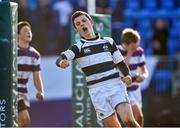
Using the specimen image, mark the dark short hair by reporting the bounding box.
[121,28,140,45]
[71,11,92,28]
[17,21,31,34]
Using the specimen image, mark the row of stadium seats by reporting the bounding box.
[125,0,180,11]
[121,0,180,57]
[120,0,180,94]
[124,8,180,20]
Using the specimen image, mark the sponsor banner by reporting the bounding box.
[0,1,18,127]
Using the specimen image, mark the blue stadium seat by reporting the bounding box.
[137,27,153,40]
[169,27,180,39]
[144,45,153,56]
[160,0,175,10]
[140,38,145,49]
[154,9,172,19]
[27,0,38,11]
[135,9,153,19]
[172,8,180,18]
[143,0,157,10]
[171,18,180,29]
[122,19,134,28]
[125,0,140,11]
[137,19,152,29]
[172,19,180,28]
[168,39,179,57]
[123,8,138,20]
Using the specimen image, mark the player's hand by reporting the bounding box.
[135,75,145,83]
[127,48,134,56]
[59,59,69,68]
[36,92,44,101]
[122,75,132,87]
[127,45,137,54]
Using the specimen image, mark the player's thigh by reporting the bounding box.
[116,102,134,122]
[102,112,121,127]
[131,104,143,120]
[128,88,142,108]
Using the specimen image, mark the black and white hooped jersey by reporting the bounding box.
[62,34,124,86]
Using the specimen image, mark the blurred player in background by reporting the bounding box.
[56,11,140,127]
[118,28,149,126]
[17,21,44,127]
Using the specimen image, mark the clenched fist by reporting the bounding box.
[122,75,132,87]
[135,75,145,83]
[36,92,44,101]
[59,59,69,68]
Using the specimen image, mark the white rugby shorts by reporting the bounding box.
[18,93,30,108]
[128,86,142,108]
[88,78,130,120]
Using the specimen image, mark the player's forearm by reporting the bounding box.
[116,61,131,77]
[140,65,149,79]
[34,78,44,93]
[34,76,44,101]
[33,72,44,93]
[142,68,149,79]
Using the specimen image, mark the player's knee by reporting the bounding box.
[137,114,144,126]
[19,116,30,127]
[22,117,30,127]
[124,117,138,127]
[123,117,132,126]
[124,120,133,127]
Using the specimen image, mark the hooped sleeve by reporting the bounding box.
[116,61,131,77]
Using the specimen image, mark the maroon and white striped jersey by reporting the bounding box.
[17,45,41,94]
[118,45,146,91]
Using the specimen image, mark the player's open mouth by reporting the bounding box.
[82,27,88,32]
